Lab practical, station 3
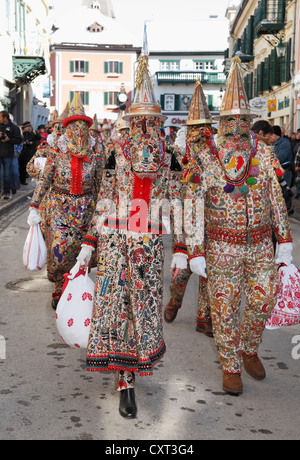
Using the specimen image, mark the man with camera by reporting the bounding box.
[0,110,23,199]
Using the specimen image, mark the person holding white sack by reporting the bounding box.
[27,94,104,310]
[175,57,293,396]
[76,53,183,419]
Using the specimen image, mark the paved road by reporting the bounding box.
[0,203,299,441]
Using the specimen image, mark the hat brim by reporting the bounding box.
[63,115,93,128]
[123,112,168,122]
[213,113,257,121]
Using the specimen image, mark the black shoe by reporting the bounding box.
[51,299,59,310]
[12,189,16,195]
[20,181,28,185]
[3,195,9,200]
[119,389,137,419]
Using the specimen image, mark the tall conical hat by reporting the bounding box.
[215,56,255,119]
[89,114,100,132]
[115,111,130,131]
[186,79,212,125]
[52,102,70,126]
[123,55,167,121]
[63,92,93,128]
[102,118,112,130]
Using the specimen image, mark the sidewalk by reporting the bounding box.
[0,180,36,216]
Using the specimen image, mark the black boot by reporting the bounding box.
[119,388,137,419]
[51,299,59,310]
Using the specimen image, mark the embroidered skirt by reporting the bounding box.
[86,233,166,376]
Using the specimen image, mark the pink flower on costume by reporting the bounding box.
[68,318,74,327]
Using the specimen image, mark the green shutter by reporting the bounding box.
[263,56,269,91]
[119,62,123,74]
[104,62,108,73]
[104,92,108,105]
[84,61,89,73]
[84,92,89,105]
[70,91,74,102]
[174,95,180,111]
[160,95,165,110]
[70,61,74,73]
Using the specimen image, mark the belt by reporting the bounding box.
[207,224,272,245]
[52,185,93,197]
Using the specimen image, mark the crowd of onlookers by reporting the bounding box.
[0,109,50,200]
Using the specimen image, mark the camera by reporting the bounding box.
[0,124,11,139]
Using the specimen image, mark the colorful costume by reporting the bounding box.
[165,80,212,335]
[183,58,293,393]
[28,95,104,307]
[77,54,182,418]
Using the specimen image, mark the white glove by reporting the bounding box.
[190,257,207,278]
[171,253,188,271]
[275,242,293,266]
[76,244,94,266]
[27,208,40,226]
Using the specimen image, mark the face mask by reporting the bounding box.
[216,115,252,181]
[66,120,90,157]
[130,116,163,176]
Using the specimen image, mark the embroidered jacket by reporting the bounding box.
[183,136,293,259]
[83,145,184,252]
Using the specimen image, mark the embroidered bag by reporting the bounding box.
[266,263,300,330]
[23,224,47,271]
[56,261,94,349]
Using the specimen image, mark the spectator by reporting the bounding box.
[11,141,23,194]
[295,145,300,199]
[37,124,48,142]
[19,122,40,185]
[293,129,300,160]
[0,110,23,199]
[271,125,294,186]
[251,119,273,145]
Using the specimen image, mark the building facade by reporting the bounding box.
[49,1,140,122]
[0,0,51,126]
[228,0,300,131]
[149,51,226,129]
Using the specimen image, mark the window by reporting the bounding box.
[104,61,123,75]
[104,91,119,106]
[70,91,89,105]
[164,94,175,111]
[160,61,180,71]
[194,60,215,71]
[70,60,89,74]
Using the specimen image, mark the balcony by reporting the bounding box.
[156,71,226,85]
[255,0,286,37]
[13,56,46,86]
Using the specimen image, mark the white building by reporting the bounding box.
[145,18,229,128]
[0,0,51,126]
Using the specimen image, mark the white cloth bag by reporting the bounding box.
[266,263,300,330]
[56,261,95,349]
[23,224,47,271]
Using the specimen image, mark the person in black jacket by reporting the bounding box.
[0,110,23,199]
[19,121,41,185]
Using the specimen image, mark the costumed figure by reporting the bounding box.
[101,118,115,162]
[179,58,293,395]
[89,114,106,171]
[76,54,183,419]
[27,103,70,242]
[164,80,213,337]
[27,94,103,309]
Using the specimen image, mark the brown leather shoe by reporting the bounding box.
[223,373,243,395]
[196,322,213,337]
[164,301,180,323]
[242,353,266,380]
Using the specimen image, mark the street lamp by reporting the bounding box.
[276,39,286,59]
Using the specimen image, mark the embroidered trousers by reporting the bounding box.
[206,237,278,374]
[169,265,211,326]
